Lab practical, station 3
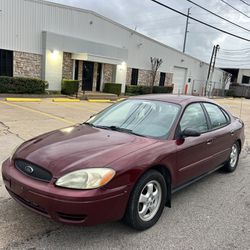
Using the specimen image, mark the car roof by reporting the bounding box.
[130,94,215,106]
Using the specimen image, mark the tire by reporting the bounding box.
[123,170,167,230]
[222,141,240,173]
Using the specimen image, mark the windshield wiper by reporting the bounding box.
[92,125,145,137]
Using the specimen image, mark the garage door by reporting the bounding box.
[173,67,187,94]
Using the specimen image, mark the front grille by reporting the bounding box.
[15,159,52,182]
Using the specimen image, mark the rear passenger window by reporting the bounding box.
[203,103,228,129]
[180,103,208,133]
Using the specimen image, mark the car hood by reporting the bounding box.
[15,124,157,177]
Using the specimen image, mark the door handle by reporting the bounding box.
[230,130,235,136]
[206,138,213,145]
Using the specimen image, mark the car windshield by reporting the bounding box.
[85,99,180,138]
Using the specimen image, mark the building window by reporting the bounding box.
[0,49,13,77]
[159,72,166,86]
[74,60,79,80]
[242,75,250,84]
[131,68,138,85]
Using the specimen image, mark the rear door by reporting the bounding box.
[175,103,214,185]
[202,102,233,168]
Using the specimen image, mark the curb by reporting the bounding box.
[52,98,80,102]
[5,98,41,102]
[87,99,116,103]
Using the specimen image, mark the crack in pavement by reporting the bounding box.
[0,121,25,141]
[5,226,63,249]
[0,197,12,204]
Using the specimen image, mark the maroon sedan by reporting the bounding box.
[2,95,244,230]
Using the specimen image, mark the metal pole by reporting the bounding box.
[205,45,215,96]
[209,44,220,97]
[183,8,191,53]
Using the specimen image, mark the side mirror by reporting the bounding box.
[181,128,201,138]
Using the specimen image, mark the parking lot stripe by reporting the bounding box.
[0,101,75,125]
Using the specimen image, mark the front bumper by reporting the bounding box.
[2,158,130,226]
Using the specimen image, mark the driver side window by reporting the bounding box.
[180,103,208,133]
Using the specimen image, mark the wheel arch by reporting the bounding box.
[150,164,172,208]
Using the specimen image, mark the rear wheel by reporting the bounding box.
[123,170,167,230]
[222,142,240,173]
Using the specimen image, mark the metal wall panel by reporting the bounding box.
[0,0,225,85]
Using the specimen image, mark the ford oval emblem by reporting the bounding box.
[24,165,34,174]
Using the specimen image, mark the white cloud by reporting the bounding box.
[48,0,250,67]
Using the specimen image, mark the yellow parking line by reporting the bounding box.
[0,101,75,125]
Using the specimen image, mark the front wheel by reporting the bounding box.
[123,170,167,230]
[222,142,240,173]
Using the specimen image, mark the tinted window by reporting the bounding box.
[203,103,228,129]
[159,72,166,86]
[87,99,180,138]
[131,68,139,85]
[0,49,13,76]
[180,103,208,133]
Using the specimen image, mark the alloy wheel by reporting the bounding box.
[138,180,162,222]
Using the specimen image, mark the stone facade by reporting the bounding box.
[92,62,98,91]
[126,67,173,86]
[103,64,115,83]
[165,73,173,86]
[13,51,42,78]
[62,52,73,79]
[138,69,152,86]
[126,67,132,84]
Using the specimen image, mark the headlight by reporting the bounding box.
[55,168,116,189]
[10,142,23,161]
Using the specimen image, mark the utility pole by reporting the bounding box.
[212,44,220,72]
[205,45,215,96]
[209,44,220,96]
[183,7,191,53]
[205,44,220,96]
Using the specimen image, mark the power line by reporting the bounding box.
[239,0,250,7]
[221,48,250,51]
[149,0,250,42]
[221,0,250,18]
[186,0,250,32]
[217,57,250,61]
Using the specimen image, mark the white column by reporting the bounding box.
[44,49,63,91]
[115,62,127,94]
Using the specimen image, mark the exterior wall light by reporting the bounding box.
[121,61,126,67]
[51,50,59,60]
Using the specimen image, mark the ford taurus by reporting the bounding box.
[2,95,245,230]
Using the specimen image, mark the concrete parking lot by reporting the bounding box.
[0,97,250,250]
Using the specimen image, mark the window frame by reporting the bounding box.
[201,102,231,131]
[175,102,210,138]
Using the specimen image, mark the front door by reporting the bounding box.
[96,63,102,92]
[175,103,212,185]
[82,61,94,91]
